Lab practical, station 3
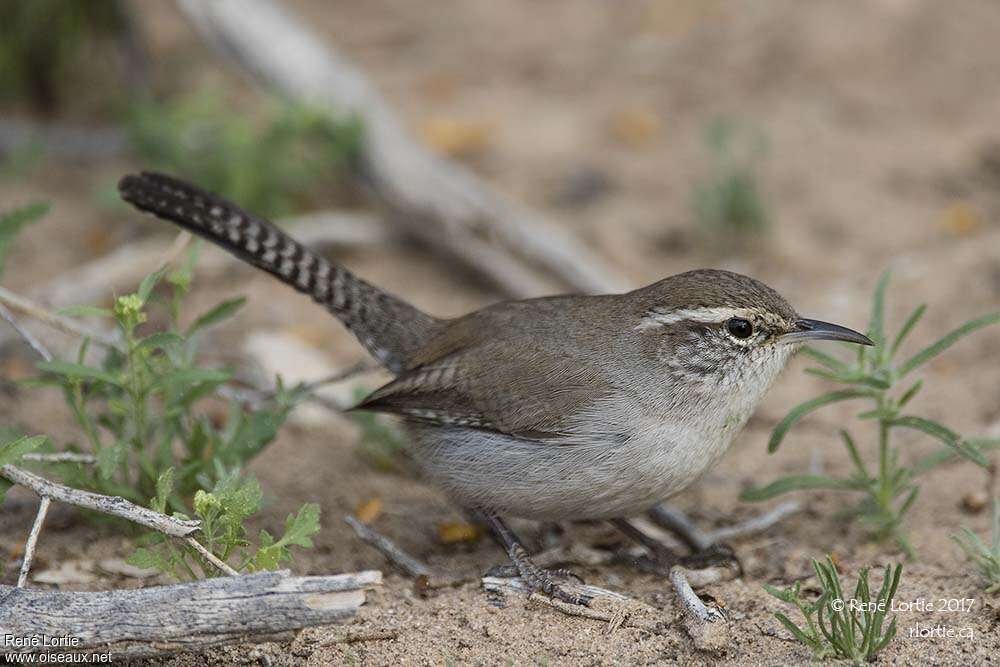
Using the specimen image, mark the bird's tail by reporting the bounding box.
[118,171,440,372]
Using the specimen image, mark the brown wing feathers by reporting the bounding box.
[118,172,440,373]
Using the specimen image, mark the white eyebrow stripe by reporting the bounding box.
[635,306,749,330]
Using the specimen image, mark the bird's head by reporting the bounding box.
[634,269,872,394]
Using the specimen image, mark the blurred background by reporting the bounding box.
[2,1,1000,661]
[4,1,1000,315]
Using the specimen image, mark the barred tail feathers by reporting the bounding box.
[117,172,438,372]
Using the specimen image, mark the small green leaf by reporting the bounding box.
[97,441,126,480]
[868,270,891,353]
[57,304,113,318]
[898,311,1000,377]
[840,430,871,481]
[152,468,176,514]
[186,297,247,336]
[897,380,923,408]
[768,389,875,453]
[889,415,989,468]
[741,475,863,502]
[279,503,321,549]
[36,360,121,386]
[774,611,817,647]
[889,304,926,359]
[800,346,850,373]
[0,434,46,467]
[126,546,171,573]
[136,331,185,353]
[251,503,321,570]
[168,240,202,292]
[154,367,230,392]
[137,268,166,305]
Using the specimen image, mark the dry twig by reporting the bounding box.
[648,501,801,552]
[15,496,50,588]
[344,514,432,578]
[0,285,121,350]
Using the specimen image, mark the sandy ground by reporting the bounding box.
[3,0,1000,664]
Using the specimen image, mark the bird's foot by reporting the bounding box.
[492,542,593,606]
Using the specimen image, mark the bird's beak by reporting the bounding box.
[780,318,874,346]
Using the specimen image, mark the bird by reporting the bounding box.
[118,171,872,608]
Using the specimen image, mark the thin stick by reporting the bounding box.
[0,464,200,537]
[344,514,431,578]
[22,452,97,464]
[648,501,802,552]
[705,501,801,545]
[0,302,53,362]
[16,496,51,587]
[185,536,239,576]
[0,285,121,350]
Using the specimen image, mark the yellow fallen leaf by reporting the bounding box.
[940,201,980,236]
[355,498,383,524]
[437,522,482,544]
[419,116,494,158]
[610,108,661,148]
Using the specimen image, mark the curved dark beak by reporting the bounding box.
[781,318,874,346]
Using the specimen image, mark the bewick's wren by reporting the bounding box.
[119,172,872,606]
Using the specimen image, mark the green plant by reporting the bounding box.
[126,93,362,218]
[2,204,319,578]
[127,467,320,579]
[952,499,1000,593]
[766,556,901,665]
[692,116,769,243]
[33,260,304,505]
[742,272,1000,557]
[21,245,321,575]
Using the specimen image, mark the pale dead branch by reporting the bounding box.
[0,570,381,658]
[345,514,432,579]
[174,0,629,298]
[22,452,97,464]
[16,496,51,588]
[648,501,802,553]
[1,464,201,538]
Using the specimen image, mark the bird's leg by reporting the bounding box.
[483,513,593,606]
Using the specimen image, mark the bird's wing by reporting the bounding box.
[354,333,612,440]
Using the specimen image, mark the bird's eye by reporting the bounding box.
[726,318,753,339]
